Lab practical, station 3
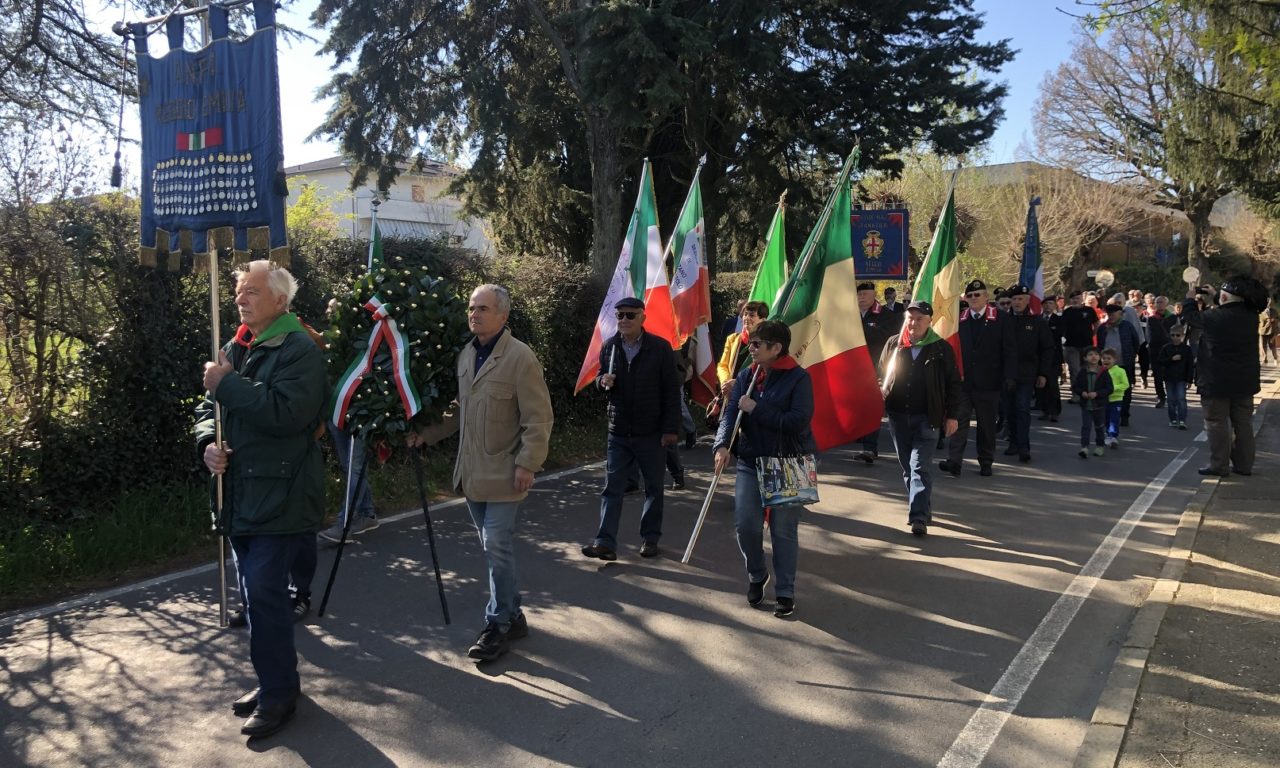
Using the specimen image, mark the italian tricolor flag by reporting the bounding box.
[666,166,718,406]
[749,196,788,313]
[177,126,223,152]
[574,160,677,393]
[774,150,884,451]
[908,180,963,365]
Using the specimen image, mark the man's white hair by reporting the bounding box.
[472,283,511,314]
[237,260,298,308]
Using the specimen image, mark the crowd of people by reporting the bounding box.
[195,260,1271,739]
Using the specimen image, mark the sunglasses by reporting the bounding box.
[615,311,640,320]
[748,339,775,349]
[965,291,983,298]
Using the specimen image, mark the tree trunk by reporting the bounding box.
[1187,201,1215,278]
[585,112,623,278]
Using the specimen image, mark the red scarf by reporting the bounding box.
[749,354,799,394]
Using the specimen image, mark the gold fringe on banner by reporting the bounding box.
[269,244,292,267]
[139,246,158,268]
[154,228,173,272]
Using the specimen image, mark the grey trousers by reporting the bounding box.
[1201,395,1255,474]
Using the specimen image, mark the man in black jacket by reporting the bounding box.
[1060,290,1099,394]
[1003,285,1056,462]
[879,301,961,537]
[940,279,1016,477]
[855,281,896,463]
[1196,277,1264,477]
[583,297,681,560]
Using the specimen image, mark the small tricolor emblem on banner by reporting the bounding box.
[177,127,224,151]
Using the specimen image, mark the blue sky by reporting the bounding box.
[97,1,1085,176]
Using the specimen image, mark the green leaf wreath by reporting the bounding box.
[325,264,471,442]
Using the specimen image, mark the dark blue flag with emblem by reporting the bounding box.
[129,0,288,270]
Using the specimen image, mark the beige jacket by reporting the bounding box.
[431,330,553,502]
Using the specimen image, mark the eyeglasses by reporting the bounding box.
[965,291,983,298]
[615,311,640,320]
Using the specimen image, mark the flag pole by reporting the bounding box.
[210,252,229,628]
[682,366,763,564]
[367,194,382,270]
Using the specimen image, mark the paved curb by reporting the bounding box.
[1072,374,1280,768]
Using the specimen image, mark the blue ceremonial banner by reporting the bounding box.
[851,208,909,280]
[130,0,288,268]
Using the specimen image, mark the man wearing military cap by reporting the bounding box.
[879,300,962,536]
[1003,284,1055,461]
[940,279,1016,477]
[583,296,682,560]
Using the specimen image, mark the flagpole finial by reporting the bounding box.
[779,189,788,206]
[697,154,707,169]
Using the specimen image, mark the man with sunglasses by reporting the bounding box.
[939,279,1016,477]
[583,297,682,561]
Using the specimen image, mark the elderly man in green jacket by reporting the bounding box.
[196,260,326,738]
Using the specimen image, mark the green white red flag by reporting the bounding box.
[749,197,788,313]
[906,177,963,364]
[773,150,884,450]
[668,166,711,347]
[574,160,676,393]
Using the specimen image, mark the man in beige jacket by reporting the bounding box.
[409,284,553,662]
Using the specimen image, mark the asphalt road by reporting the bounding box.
[0,381,1216,768]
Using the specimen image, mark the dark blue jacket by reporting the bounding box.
[1071,366,1113,412]
[957,306,1016,392]
[597,331,681,437]
[1158,342,1195,384]
[714,357,816,460]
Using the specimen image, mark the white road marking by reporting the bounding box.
[936,445,1198,768]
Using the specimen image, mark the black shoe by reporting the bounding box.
[241,701,296,738]
[668,478,686,491]
[911,522,927,537]
[232,688,260,717]
[1003,446,1019,456]
[773,597,795,618]
[938,459,961,477]
[979,464,993,477]
[1232,468,1253,476]
[507,612,529,640]
[1050,416,1059,422]
[1197,467,1230,477]
[1019,454,1031,463]
[747,574,769,606]
[227,610,248,629]
[468,622,510,662]
[639,541,660,558]
[581,544,618,561]
[292,597,310,624]
[855,450,876,464]
[684,433,696,450]
[1154,400,1166,408]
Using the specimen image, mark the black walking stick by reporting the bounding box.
[410,446,451,624]
[318,435,362,616]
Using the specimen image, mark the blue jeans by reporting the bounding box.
[465,500,522,630]
[230,532,312,709]
[887,412,935,525]
[734,460,801,599]
[596,434,665,549]
[1106,402,1123,438]
[1166,380,1188,423]
[1080,404,1106,446]
[1004,383,1034,455]
[327,422,375,524]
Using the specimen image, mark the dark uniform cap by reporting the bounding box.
[906,300,934,316]
[1006,284,1030,296]
[614,297,645,310]
[857,282,876,292]
[965,279,987,293]
[1104,303,1125,314]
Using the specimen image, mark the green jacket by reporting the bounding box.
[195,313,327,536]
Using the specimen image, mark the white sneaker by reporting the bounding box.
[1106,437,1119,449]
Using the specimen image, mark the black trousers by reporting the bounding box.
[947,388,1000,467]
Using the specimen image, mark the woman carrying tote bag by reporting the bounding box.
[713,320,816,618]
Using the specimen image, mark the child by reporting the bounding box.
[1101,348,1130,448]
[1159,325,1194,429]
[1071,346,1112,457]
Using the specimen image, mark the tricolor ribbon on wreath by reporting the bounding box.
[331,294,423,429]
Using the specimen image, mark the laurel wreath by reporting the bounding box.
[325,264,471,441]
